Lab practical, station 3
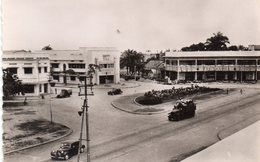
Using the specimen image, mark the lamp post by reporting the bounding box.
[48,80,53,124]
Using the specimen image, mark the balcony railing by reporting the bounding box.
[165,65,259,72]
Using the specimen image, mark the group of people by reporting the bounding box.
[144,85,220,101]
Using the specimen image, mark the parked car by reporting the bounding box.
[50,140,85,160]
[56,89,72,98]
[108,88,123,95]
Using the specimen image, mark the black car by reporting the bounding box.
[56,89,72,98]
[107,88,123,95]
[50,140,85,160]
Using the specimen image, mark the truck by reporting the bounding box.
[168,99,196,121]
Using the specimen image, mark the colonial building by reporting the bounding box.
[35,47,120,85]
[2,51,51,96]
[164,51,260,82]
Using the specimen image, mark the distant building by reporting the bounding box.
[164,51,260,82]
[2,51,51,96]
[248,45,260,51]
[144,60,164,79]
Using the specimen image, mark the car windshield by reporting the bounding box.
[60,143,70,149]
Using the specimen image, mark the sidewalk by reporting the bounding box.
[182,120,260,162]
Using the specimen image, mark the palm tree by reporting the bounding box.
[205,32,230,51]
[42,45,53,50]
[120,49,144,75]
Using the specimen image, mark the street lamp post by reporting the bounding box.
[48,80,53,124]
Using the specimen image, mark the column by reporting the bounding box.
[215,59,217,81]
[256,59,258,81]
[177,59,180,80]
[195,59,197,80]
[234,72,237,80]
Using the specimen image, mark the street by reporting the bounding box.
[4,81,260,162]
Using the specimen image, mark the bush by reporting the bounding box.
[135,96,162,105]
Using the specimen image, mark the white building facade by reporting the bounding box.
[36,47,120,85]
[2,51,51,96]
[164,51,260,82]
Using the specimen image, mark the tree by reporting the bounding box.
[228,45,239,51]
[2,69,24,98]
[120,49,144,75]
[42,45,53,50]
[205,32,230,51]
[181,42,206,51]
[238,45,248,51]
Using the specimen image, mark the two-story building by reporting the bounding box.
[2,51,51,96]
[164,51,260,82]
[36,47,120,85]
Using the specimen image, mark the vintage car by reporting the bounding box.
[56,89,72,98]
[50,140,85,160]
[168,99,196,121]
[107,88,123,95]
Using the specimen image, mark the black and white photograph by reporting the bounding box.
[1,0,260,162]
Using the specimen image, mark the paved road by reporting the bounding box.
[4,81,260,162]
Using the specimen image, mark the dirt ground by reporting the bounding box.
[2,100,71,153]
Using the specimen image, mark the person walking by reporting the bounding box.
[240,89,243,95]
[226,88,229,94]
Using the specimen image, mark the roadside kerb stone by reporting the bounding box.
[4,128,73,155]
[217,114,260,140]
[111,94,170,115]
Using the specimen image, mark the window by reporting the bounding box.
[107,64,114,68]
[9,63,17,65]
[51,63,59,68]
[70,76,76,81]
[103,55,110,61]
[38,67,41,73]
[237,60,256,65]
[44,67,48,73]
[68,64,85,69]
[8,68,18,74]
[53,75,59,81]
[44,84,48,93]
[22,84,35,93]
[79,76,85,81]
[24,68,33,74]
[102,64,108,68]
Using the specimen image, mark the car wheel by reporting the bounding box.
[80,147,85,153]
[65,154,69,160]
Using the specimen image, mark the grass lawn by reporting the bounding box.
[3,100,71,153]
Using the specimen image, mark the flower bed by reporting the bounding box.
[136,85,220,105]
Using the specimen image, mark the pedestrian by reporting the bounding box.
[240,89,243,95]
[226,88,229,94]
[23,97,27,105]
[55,88,57,94]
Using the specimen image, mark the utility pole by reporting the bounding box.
[77,75,94,162]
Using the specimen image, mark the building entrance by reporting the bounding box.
[99,75,114,84]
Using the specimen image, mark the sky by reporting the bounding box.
[2,0,260,52]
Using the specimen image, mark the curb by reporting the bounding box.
[4,128,73,155]
[217,114,260,140]
[111,101,170,115]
